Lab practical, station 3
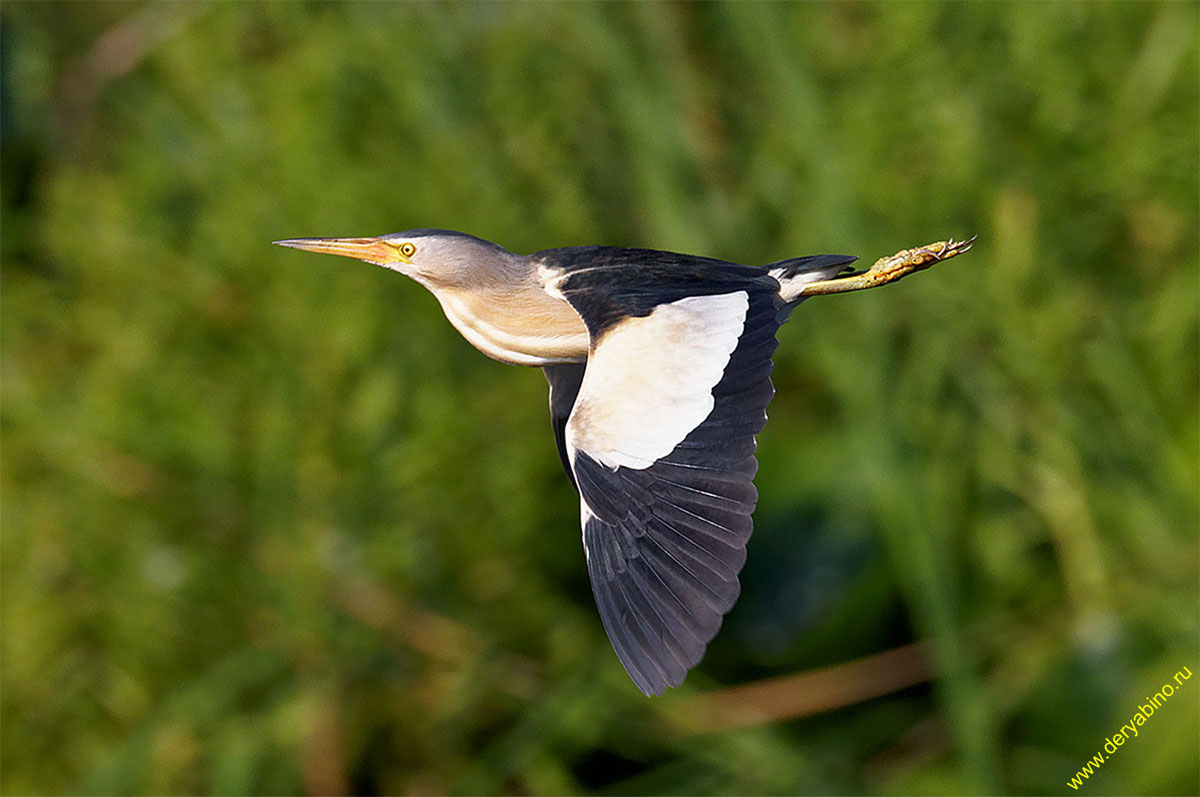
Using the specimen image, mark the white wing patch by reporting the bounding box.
[566,291,749,471]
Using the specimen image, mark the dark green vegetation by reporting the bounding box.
[2,3,1197,794]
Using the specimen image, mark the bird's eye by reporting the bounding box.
[397,242,417,258]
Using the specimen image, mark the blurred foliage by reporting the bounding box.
[2,2,1197,795]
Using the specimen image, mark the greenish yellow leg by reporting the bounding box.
[798,235,976,297]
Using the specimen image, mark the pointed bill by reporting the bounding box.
[272,237,400,266]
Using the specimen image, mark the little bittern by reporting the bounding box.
[275,230,974,696]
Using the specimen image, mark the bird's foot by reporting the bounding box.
[798,235,976,296]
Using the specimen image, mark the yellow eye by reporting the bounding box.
[398,242,416,259]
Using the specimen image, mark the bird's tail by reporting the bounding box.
[768,254,859,304]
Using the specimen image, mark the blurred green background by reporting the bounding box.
[2,2,1197,795]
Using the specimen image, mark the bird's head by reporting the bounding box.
[273,229,520,290]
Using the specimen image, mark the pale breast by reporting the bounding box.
[432,286,590,366]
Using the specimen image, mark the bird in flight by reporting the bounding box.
[275,230,974,695]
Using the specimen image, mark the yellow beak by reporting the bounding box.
[273,237,401,266]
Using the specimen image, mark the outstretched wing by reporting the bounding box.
[541,251,783,695]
